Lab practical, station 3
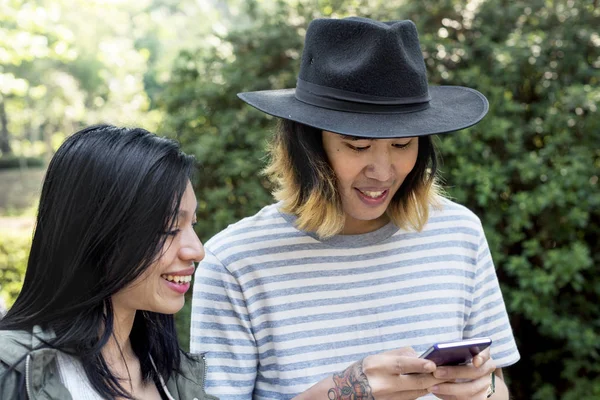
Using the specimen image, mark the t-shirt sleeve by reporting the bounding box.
[190,248,258,400]
[463,225,520,368]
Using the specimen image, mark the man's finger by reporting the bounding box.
[473,347,491,368]
[363,353,436,379]
[397,372,448,391]
[433,360,495,380]
[378,389,431,400]
[387,347,419,357]
[388,355,436,375]
[429,374,491,397]
[362,352,444,396]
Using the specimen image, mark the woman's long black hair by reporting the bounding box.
[0,125,195,398]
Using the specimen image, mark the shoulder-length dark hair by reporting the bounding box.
[264,120,443,238]
[0,125,195,398]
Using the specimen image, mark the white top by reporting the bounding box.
[190,199,520,400]
[56,351,175,400]
[56,351,105,400]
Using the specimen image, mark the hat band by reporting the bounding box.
[295,78,431,114]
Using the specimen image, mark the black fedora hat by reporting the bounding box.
[238,17,488,138]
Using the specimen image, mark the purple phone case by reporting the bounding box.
[420,338,492,366]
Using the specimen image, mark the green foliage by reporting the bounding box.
[162,0,600,398]
[159,0,307,239]
[175,298,192,353]
[407,1,600,398]
[0,168,45,216]
[160,0,394,240]
[0,156,44,169]
[0,0,217,161]
[0,231,31,310]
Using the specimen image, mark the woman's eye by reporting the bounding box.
[165,229,181,236]
[192,221,198,227]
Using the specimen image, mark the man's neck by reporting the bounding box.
[341,214,390,235]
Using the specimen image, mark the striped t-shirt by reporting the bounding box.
[190,199,520,400]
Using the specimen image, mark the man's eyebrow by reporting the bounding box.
[340,134,372,141]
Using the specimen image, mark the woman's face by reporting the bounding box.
[322,131,419,234]
[112,180,204,315]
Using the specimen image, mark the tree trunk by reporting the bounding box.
[0,99,12,155]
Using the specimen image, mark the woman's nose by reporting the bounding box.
[180,228,205,263]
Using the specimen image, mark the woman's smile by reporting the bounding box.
[160,266,195,294]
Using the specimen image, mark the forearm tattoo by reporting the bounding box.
[327,360,374,400]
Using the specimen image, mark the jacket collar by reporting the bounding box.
[0,326,72,399]
[0,325,56,373]
[165,352,217,400]
[0,327,216,400]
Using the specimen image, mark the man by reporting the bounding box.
[191,16,519,400]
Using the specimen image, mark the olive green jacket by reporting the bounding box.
[0,326,218,400]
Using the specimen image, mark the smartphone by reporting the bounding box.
[419,337,492,366]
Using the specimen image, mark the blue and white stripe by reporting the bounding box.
[191,199,520,399]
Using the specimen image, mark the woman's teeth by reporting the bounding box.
[360,190,385,198]
[161,274,192,284]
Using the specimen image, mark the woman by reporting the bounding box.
[0,125,217,400]
[190,17,519,400]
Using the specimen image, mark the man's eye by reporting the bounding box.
[348,145,370,152]
[393,140,412,149]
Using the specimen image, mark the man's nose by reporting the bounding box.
[364,149,394,182]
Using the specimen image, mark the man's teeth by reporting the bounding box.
[361,190,385,198]
[161,274,192,284]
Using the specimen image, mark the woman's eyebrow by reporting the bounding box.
[178,204,198,219]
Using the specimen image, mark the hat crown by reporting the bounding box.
[298,17,429,99]
[237,16,489,139]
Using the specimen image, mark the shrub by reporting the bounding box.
[0,156,45,170]
[0,231,31,311]
[161,1,599,397]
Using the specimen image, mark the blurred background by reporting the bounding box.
[0,0,598,398]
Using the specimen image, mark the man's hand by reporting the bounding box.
[427,347,497,400]
[327,348,448,400]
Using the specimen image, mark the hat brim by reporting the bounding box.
[238,86,488,138]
